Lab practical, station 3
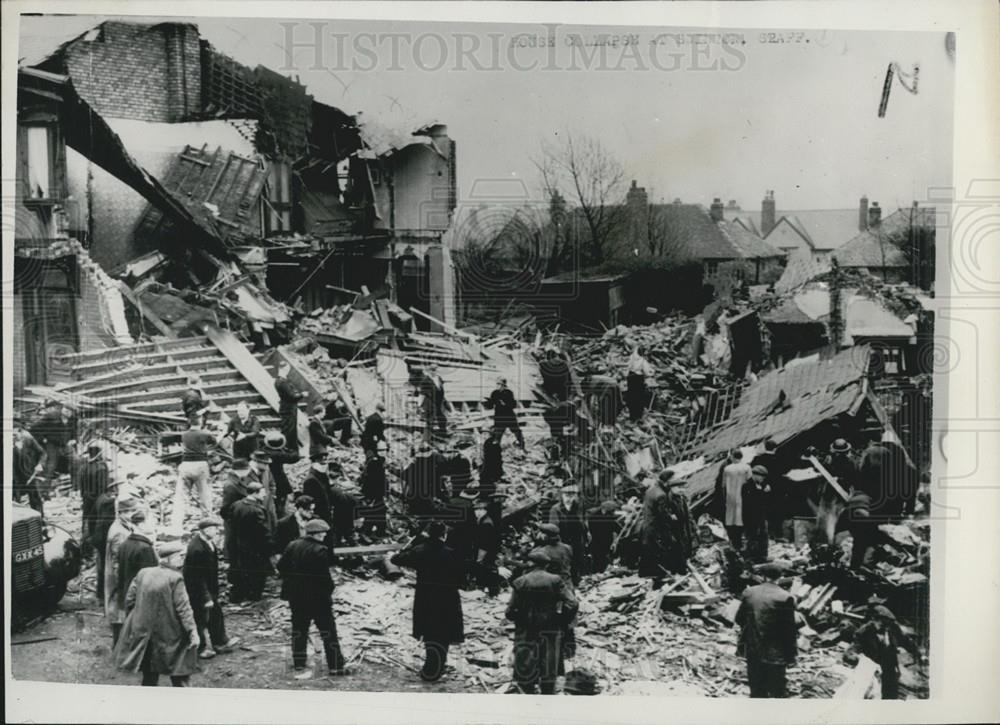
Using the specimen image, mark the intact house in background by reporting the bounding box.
[14,19,458,394]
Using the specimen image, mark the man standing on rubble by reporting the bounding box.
[174,415,218,532]
[261,432,297,516]
[248,450,279,531]
[735,562,798,698]
[277,518,349,676]
[535,523,578,670]
[359,441,389,537]
[639,471,697,583]
[540,346,574,402]
[75,441,109,558]
[485,377,525,449]
[723,450,753,550]
[472,495,503,596]
[184,517,239,659]
[625,345,655,422]
[753,439,786,540]
[106,496,140,646]
[308,404,333,455]
[858,431,918,520]
[275,361,306,452]
[419,364,451,443]
[326,457,359,549]
[360,402,387,455]
[13,420,47,514]
[391,521,466,682]
[841,486,880,570]
[743,465,773,563]
[226,401,261,461]
[220,458,252,560]
[403,443,447,521]
[548,481,590,584]
[587,500,620,573]
[302,450,334,537]
[229,481,274,602]
[324,394,354,446]
[182,376,209,422]
[506,550,578,695]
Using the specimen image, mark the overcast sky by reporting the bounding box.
[20,15,955,213]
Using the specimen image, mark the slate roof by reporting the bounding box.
[732,208,861,251]
[762,286,915,340]
[698,345,870,458]
[774,246,833,294]
[835,206,935,268]
[719,221,786,259]
[654,203,742,260]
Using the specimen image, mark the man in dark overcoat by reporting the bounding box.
[735,563,798,698]
[183,518,238,658]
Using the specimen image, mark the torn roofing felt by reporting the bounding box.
[19,67,230,256]
[132,144,269,249]
[697,344,872,458]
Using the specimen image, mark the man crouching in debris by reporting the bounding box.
[735,562,798,698]
[391,521,465,682]
[506,550,578,694]
[114,542,198,687]
[277,519,350,677]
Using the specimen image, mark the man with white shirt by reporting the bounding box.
[625,345,655,422]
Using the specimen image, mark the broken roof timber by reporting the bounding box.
[18,67,229,256]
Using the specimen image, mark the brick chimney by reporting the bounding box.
[761,190,776,236]
[710,197,724,223]
[859,195,869,231]
[868,201,882,228]
[626,179,648,209]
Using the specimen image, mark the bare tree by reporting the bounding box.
[534,133,628,266]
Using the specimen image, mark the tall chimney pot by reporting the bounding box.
[859,195,869,231]
[868,201,882,228]
[761,190,777,236]
[709,198,725,223]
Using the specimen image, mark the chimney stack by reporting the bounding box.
[868,201,882,228]
[859,195,869,231]
[710,197,724,223]
[761,190,776,236]
[626,180,648,208]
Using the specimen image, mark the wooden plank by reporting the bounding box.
[687,561,715,596]
[333,543,404,557]
[833,655,880,699]
[806,456,851,502]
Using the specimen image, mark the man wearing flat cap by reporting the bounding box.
[735,562,798,698]
[115,541,199,687]
[229,482,273,602]
[391,521,465,682]
[220,458,253,560]
[506,549,578,695]
[548,482,590,585]
[248,450,278,534]
[639,470,698,583]
[184,518,239,659]
[742,465,773,563]
[277,518,349,676]
[105,496,140,646]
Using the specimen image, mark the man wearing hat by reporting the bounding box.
[105,496,140,646]
[262,431,298,516]
[74,441,109,558]
[325,456,359,550]
[115,541,199,687]
[534,522,578,670]
[358,440,389,537]
[13,422,47,514]
[323,394,354,446]
[548,482,590,585]
[485,377,525,449]
[391,521,465,682]
[506,549,578,695]
[826,438,857,490]
[735,562,798,698]
[586,500,620,574]
[472,495,502,596]
[229,482,273,602]
[444,482,480,581]
[184,518,238,659]
[277,518,350,676]
[248,450,279,534]
[479,427,505,497]
[275,495,316,555]
[117,511,160,624]
[852,605,923,699]
[742,465,773,563]
[302,449,335,538]
[220,458,253,560]
[274,361,307,452]
[403,443,447,521]
[92,478,121,602]
[360,403,387,456]
[418,363,451,443]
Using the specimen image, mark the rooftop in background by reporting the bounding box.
[733,208,861,251]
[763,285,916,340]
[835,206,936,268]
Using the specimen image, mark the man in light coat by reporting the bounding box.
[115,542,199,687]
[105,496,140,646]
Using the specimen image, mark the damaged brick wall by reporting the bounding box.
[64,22,201,123]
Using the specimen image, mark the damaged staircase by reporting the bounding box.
[55,334,283,429]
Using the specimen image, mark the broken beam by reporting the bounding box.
[806,456,851,502]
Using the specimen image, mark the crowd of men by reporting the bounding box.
[10,346,925,697]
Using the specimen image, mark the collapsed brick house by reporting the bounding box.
[14,20,457,393]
